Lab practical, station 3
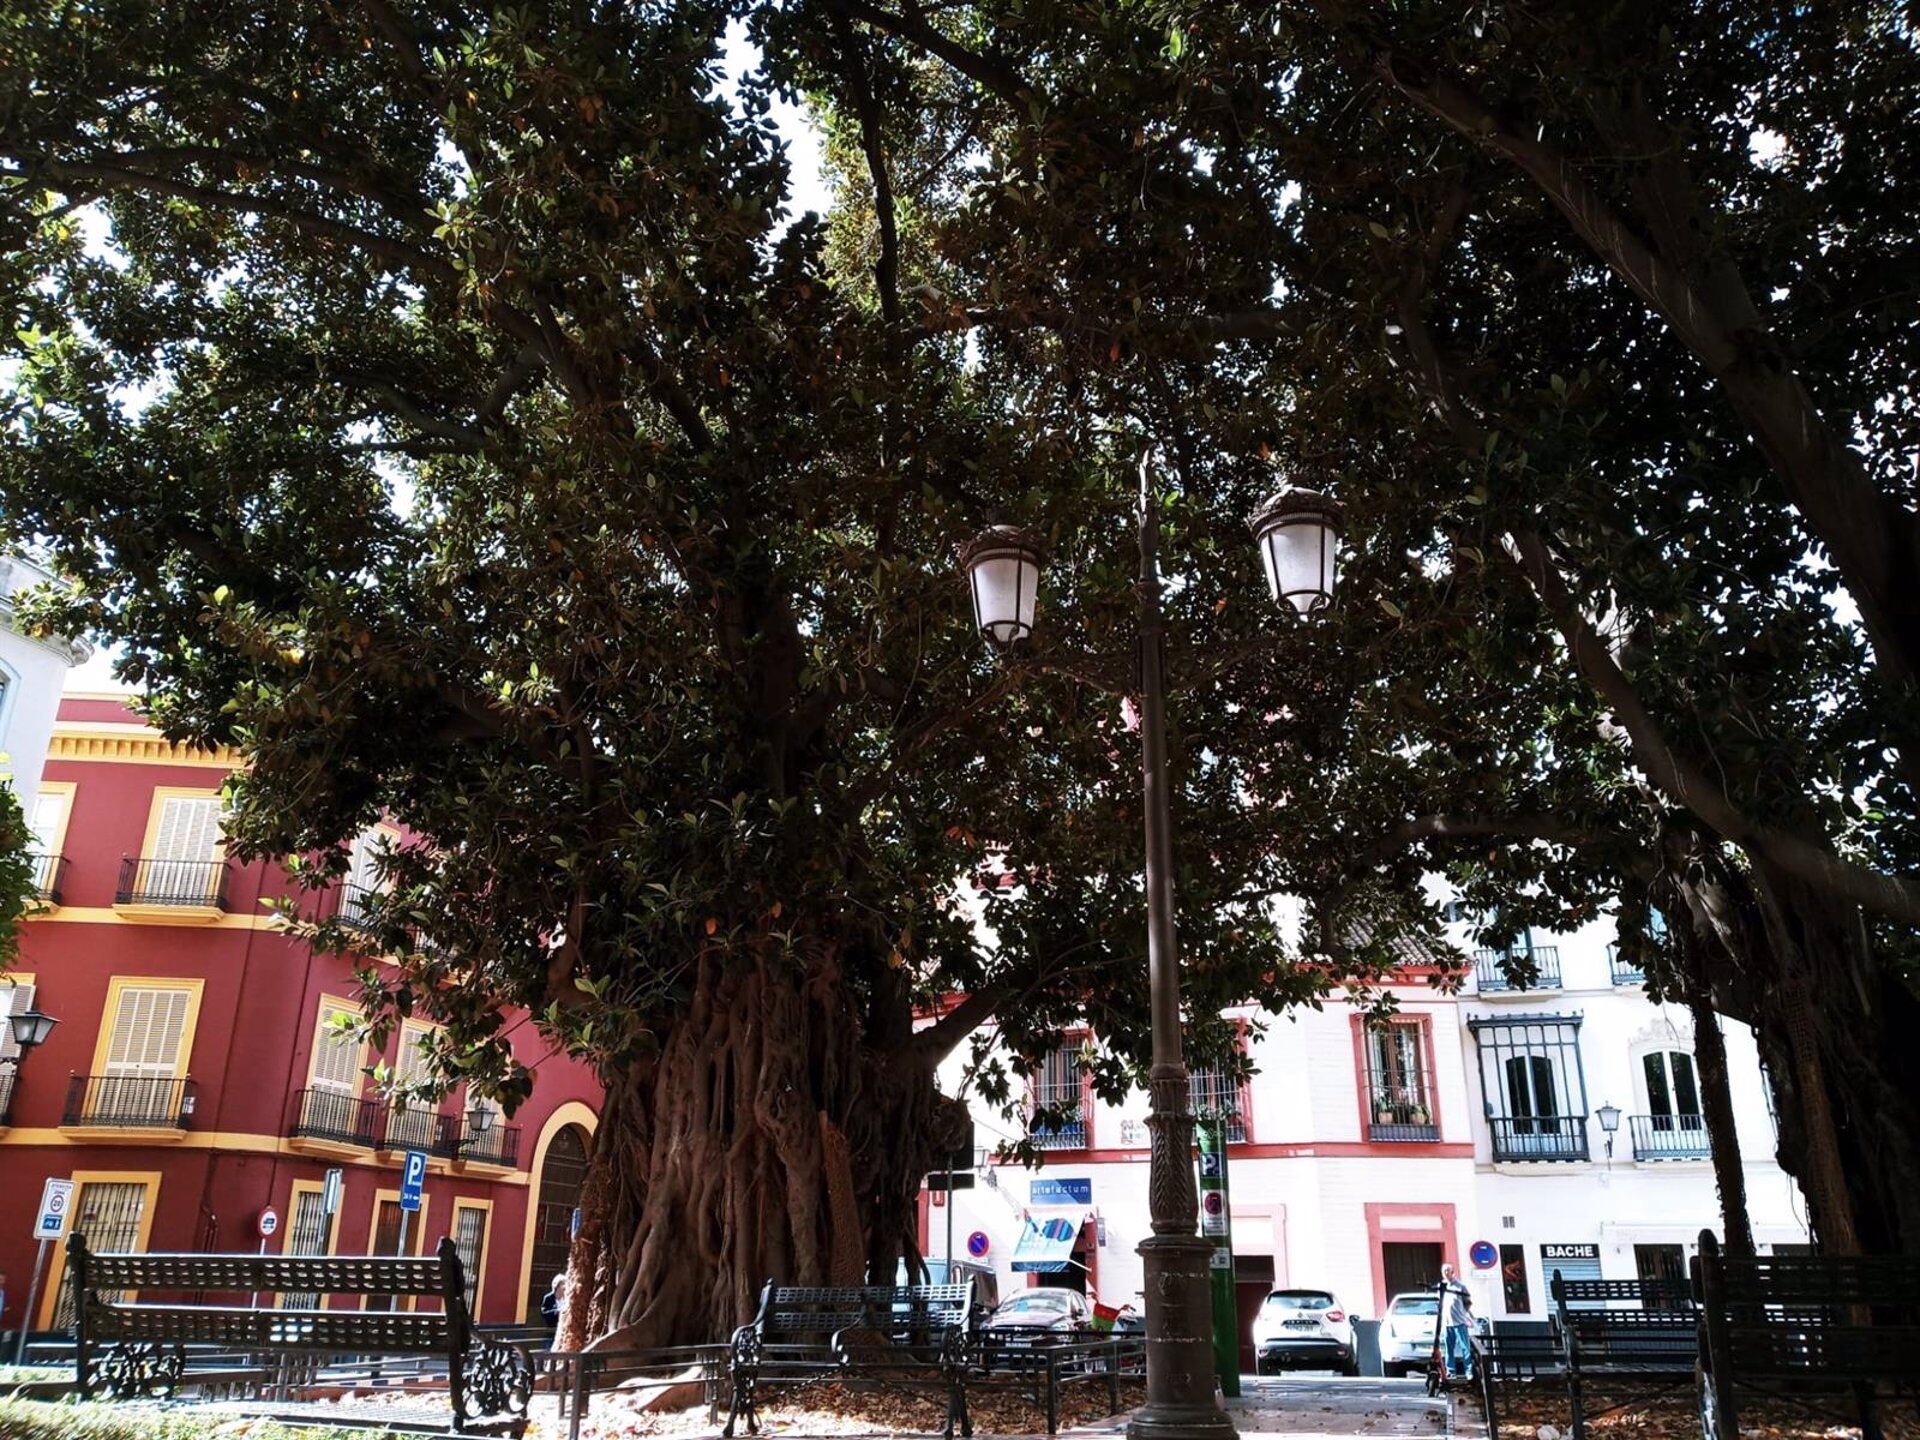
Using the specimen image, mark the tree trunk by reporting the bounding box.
[558,945,965,1349]
[1685,983,1754,1261]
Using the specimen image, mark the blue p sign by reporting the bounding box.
[400,1150,428,1212]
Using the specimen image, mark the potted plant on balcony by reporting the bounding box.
[1409,1104,1430,1127]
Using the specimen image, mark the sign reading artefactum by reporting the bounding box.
[1030,1177,1092,1206]
[1541,1243,1600,1262]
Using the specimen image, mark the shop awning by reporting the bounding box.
[1011,1208,1090,1273]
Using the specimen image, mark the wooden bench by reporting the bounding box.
[68,1234,531,1435]
[1694,1230,1920,1440]
[723,1280,975,1438]
[1550,1273,1697,1440]
[1474,1320,1560,1429]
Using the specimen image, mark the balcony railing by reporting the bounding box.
[290,1087,382,1148]
[0,1067,14,1125]
[1028,1118,1089,1150]
[29,852,64,905]
[115,856,229,910]
[1473,946,1562,992]
[455,1122,521,1167]
[1607,945,1647,986]
[1367,1098,1440,1142]
[382,1105,449,1156]
[1630,1113,1711,1161]
[337,882,381,930]
[1487,1114,1588,1162]
[64,1074,197,1129]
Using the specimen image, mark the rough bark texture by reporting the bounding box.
[553,946,966,1349]
[1685,981,1755,1262]
[1673,848,1920,1256]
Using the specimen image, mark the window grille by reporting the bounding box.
[453,1206,487,1311]
[1470,1014,1589,1161]
[54,1181,148,1327]
[282,1189,333,1309]
[1028,1044,1087,1149]
[1364,1022,1438,1140]
[1189,1065,1248,1142]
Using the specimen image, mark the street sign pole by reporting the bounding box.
[1197,1115,1240,1398]
[945,1161,955,1271]
[15,1238,49,1366]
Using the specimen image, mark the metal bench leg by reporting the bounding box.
[1855,1381,1883,1440]
[1567,1362,1586,1440]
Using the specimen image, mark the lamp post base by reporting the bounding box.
[1126,1233,1238,1440]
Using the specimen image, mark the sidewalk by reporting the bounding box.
[1058,1377,1475,1440]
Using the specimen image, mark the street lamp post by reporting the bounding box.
[962,452,1340,1438]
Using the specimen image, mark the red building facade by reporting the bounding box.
[0,696,602,1332]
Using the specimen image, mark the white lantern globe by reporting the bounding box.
[7,1006,56,1050]
[960,526,1045,649]
[1248,489,1343,617]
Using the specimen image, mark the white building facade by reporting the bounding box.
[924,916,1806,1365]
[0,553,89,817]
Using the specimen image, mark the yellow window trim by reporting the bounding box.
[37,1170,163,1330]
[33,782,75,855]
[276,1178,345,1308]
[450,1196,495,1319]
[2,971,35,987]
[88,976,207,1080]
[308,993,372,1093]
[513,1101,599,1322]
[364,1188,433,1311]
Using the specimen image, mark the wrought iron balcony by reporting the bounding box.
[1487,1114,1589,1162]
[1630,1113,1711,1160]
[455,1121,521,1167]
[115,856,229,910]
[29,852,64,905]
[382,1104,450,1156]
[290,1087,383,1148]
[1607,945,1647,986]
[1473,946,1561,992]
[1367,1098,1439,1142]
[0,1067,14,1125]
[336,882,381,930]
[63,1074,197,1129]
[1028,1119,1089,1150]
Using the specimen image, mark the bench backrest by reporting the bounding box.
[72,1245,454,1300]
[1551,1275,1694,1312]
[1693,1229,1920,1381]
[755,1282,974,1337]
[70,1235,472,1353]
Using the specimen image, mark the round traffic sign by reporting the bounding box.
[1201,1190,1225,1216]
[966,1231,990,1259]
[257,1206,280,1239]
[1469,1239,1498,1270]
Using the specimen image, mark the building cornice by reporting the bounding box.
[48,723,241,768]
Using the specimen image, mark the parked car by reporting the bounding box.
[1250,1288,1359,1376]
[984,1287,1094,1335]
[1378,1290,1441,1377]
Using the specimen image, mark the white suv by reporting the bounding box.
[1379,1291,1441,1376]
[1250,1288,1359,1376]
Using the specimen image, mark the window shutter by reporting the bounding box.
[347,830,387,893]
[453,1207,487,1309]
[310,1006,361,1093]
[153,796,223,861]
[396,1024,434,1090]
[30,791,67,854]
[104,986,192,1077]
[0,980,33,1064]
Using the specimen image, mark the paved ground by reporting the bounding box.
[1222,1376,1458,1438]
[1054,1375,1471,1440]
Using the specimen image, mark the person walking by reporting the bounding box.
[541,1272,569,1334]
[1438,1264,1474,1380]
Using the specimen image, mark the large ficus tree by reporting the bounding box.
[788,0,1920,1251]
[0,0,1404,1345]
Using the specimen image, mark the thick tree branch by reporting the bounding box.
[818,0,1044,111]
[905,987,1007,1066]
[1374,50,1920,690]
[1507,528,1920,927]
[833,18,902,332]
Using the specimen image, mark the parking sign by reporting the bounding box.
[399,1150,428,1212]
[33,1178,74,1241]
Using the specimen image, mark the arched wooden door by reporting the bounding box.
[524,1123,591,1321]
